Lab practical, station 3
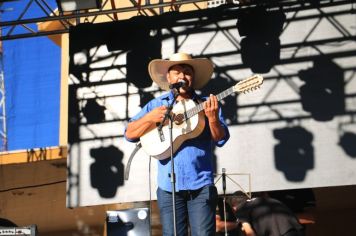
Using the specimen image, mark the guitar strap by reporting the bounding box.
[124,141,142,180]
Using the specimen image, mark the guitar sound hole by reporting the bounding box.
[174,114,184,125]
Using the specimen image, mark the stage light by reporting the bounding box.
[237,7,285,39]
[237,7,286,73]
[273,126,314,182]
[240,37,280,73]
[82,99,106,124]
[106,208,150,236]
[106,16,161,89]
[56,0,102,12]
[339,132,356,158]
[298,57,345,121]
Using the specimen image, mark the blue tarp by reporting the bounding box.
[2,1,60,151]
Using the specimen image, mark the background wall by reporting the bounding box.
[66,3,356,207]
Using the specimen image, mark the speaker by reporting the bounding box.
[0,225,37,236]
[106,208,150,236]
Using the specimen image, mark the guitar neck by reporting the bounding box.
[185,86,235,120]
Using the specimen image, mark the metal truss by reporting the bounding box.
[63,0,356,145]
[1,0,355,150]
[0,0,354,41]
[65,2,356,207]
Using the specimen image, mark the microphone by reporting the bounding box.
[169,80,186,90]
[222,168,226,193]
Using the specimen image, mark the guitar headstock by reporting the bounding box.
[234,74,264,93]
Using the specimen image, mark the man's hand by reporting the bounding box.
[241,222,256,236]
[125,106,168,140]
[146,106,168,123]
[203,94,219,122]
[203,94,225,141]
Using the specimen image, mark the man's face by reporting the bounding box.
[167,64,194,93]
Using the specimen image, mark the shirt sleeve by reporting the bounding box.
[123,101,154,143]
[215,106,230,147]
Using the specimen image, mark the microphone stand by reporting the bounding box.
[222,168,228,236]
[158,88,179,236]
[215,169,252,236]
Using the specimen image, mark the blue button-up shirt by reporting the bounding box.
[125,90,230,192]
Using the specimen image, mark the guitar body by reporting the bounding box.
[140,99,206,160]
[138,74,264,160]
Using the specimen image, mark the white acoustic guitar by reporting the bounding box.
[140,74,264,160]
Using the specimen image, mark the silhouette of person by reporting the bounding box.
[234,192,305,236]
[216,196,243,236]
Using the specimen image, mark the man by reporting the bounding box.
[125,52,230,236]
[234,193,305,236]
[267,189,316,225]
[216,197,242,236]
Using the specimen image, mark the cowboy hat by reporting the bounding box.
[148,52,214,91]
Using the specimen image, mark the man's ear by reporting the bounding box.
[166,72,172,83]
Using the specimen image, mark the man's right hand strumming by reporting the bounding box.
[125,106,168,140]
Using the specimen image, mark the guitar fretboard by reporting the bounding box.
[184,86,235,120]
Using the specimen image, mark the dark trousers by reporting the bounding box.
[283,228,305,236]
[157,185,218,236]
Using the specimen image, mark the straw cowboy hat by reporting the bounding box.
[148,52,214,91]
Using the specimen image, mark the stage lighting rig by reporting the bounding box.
[56,0,102,12]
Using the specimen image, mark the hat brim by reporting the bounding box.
[148,58,214,91]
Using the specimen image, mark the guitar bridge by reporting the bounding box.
[173,113,184,125]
